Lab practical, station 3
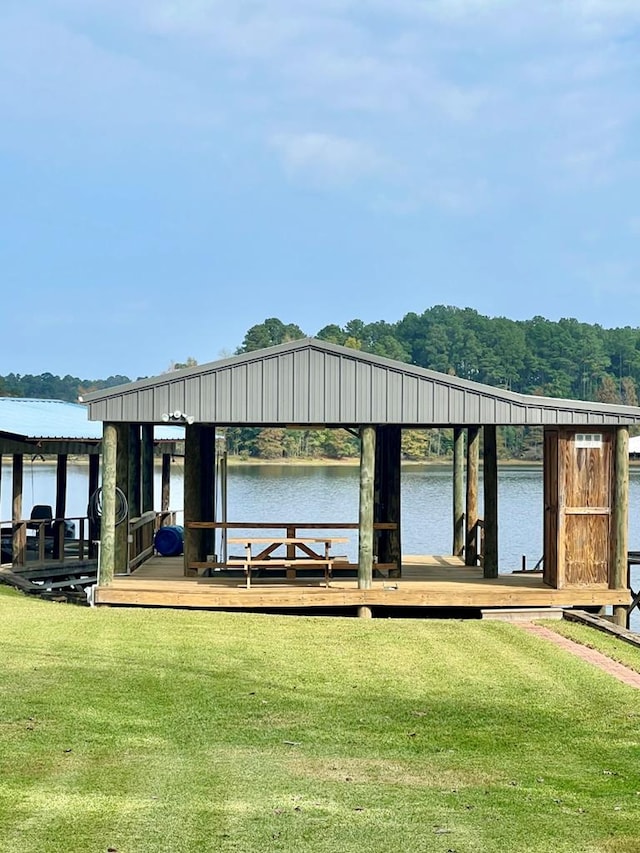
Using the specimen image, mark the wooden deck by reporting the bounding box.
[93,555,631,612]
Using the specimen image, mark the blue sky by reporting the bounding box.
[2,1,639,379]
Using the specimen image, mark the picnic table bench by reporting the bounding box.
[227,536,348,588]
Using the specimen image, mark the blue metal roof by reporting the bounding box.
[0,398,184,441]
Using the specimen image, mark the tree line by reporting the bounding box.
[238,309,640,404]
[232,308,640,460]
[0,373,133,402]
[4,306,640,461]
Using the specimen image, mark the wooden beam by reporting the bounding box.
[611,426,629,627]
[0,438,102,456]
[483,425,499,578]
[453,427,465,558]
[99,423,117,585]
[141,425,154,514]
[465,426,480,565]
[12,454,25,567]
[358,426,376,592]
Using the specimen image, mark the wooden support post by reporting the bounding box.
[483,425,499,578]
[374,426,402,578]
[54,454,68,560]
[453,427,465,558]
[358,426,376,592]
[114,423,130,574]
[201,425,217,560]
[128,424,141,520]
[88,453,100,558]
[184,424,205,575]
[100,423,117,585]
[11,454,25,567]
[465,426,480,565]
[161,454,171,517]
[141,425,154,514]
[611,426,629,627]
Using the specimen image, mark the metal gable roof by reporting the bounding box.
[0,398,103,441]
[82,338,640,427]
[0,398,184,442]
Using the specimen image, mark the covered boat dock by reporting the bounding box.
[83,339,640,622]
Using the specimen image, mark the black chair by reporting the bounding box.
[29,505,54,538]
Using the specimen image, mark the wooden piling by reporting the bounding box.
[184,425,203,574]
[88,453,100,558]
[99,423,117,585]
[161,454,171,516]
[200,425,217,560]
[453,427,465,558]
[114,423,130,574]
[128,424,141,520]
[465,426,479,566]
[375,425,402,578]
[141,425,154,514]
[11,454,25,567]
[358,426,376,592]
[54,454,68,560]
[483,425,499,578]
[611,426,629,627]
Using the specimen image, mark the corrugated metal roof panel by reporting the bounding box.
[81,338,640,427]
[0,399,102,440]
[0,398,183,441]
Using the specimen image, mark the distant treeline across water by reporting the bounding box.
[3,306,640,462]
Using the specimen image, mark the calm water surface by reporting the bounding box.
[6,460,640,572]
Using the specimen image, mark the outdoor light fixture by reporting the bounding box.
[161,411,195,425]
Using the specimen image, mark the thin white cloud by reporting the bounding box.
[0,9,218,137]
[579,259,640,301]
[270,132,385,188]
[3,0,640,209]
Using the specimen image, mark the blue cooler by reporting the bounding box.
[154,525,184,557]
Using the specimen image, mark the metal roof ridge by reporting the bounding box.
[79,337,640,418]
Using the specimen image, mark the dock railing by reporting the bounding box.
[1,515,91,568]
[127,510,177,574]
[1,509,178,574]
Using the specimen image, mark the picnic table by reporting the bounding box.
[227,535,348,588]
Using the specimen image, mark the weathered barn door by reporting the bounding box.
[544,427,613,588]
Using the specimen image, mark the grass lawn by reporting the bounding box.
[542,619,640,675]
[1,588,640,853]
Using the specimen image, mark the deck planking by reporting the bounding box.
[94,555,631,611]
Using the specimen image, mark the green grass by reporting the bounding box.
[541,618,640,675]
[1,587,640,853]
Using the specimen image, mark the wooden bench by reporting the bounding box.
[227,536,348,588]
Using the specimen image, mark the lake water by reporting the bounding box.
[5,459,640,571]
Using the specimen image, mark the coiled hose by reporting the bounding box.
[88,487,129,527]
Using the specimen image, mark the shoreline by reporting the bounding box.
[6,454,546,468]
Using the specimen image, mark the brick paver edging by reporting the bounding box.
[520,623,640,690]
